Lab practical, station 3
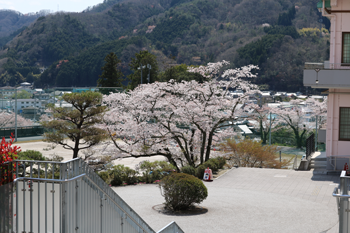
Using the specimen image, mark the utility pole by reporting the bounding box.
[315,115,318,151]
[147,64,152,83]
[15,89,17,142]
[138,64,146,84]
[269,112,272,145]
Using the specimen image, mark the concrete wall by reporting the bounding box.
[329,0,350,65]
[326,89,350,157]
[304,69,350,88]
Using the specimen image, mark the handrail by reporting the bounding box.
[11,171,155,233]
[332,188,350,198]
[157,221,184,233]
[1,158,157,233]
[12,157,81,164]
[83,174,155,233]
[13,173,86,184]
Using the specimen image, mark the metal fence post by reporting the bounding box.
[339,176,349,232]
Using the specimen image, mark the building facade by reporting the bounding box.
[304,0,350,170]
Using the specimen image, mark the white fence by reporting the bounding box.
[0,158,183,233]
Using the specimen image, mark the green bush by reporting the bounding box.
[121,166,138,185]
[159,173,208,211]
[137,160,175,183]
[108,165,139,186]
[216,156,227,168]
[195,164,206,179]
[204,159,219,172]
[98,171,111,184]
[181,165,196,176]
[194,157,226,179]
[17,150,46,161]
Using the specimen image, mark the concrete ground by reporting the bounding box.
[16,139,340,232]
[113,168,340,233]
[15,140,165,168]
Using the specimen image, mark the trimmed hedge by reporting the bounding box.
[181,165,196,176]
[98,160,176,186]
[137,160,176,183]
[159,173,208,211]
[195,157,227,178]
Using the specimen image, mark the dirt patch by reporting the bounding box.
[152,204,208,216]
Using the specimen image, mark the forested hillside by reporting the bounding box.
[0,0,329,92]
[0,10,46,47]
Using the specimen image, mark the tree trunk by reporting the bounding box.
[73,139,80,158]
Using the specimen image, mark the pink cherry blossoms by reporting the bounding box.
[103,61,260,170]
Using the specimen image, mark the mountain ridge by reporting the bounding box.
[0,0,329,92]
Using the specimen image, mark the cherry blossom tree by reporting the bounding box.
[0,111,33,128]
[271,98,327,149]
[250,105,278,144]
[305,97,327,127]
[103,61,259,170]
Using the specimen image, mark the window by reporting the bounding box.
[342,33,350,64]
[339,107,350,140]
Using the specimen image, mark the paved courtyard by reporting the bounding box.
[16,140,165,168]
[113,168,340,233]
[16,140,340,232]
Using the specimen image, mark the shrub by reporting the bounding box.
[159,173,208,211]
[17,150,46,161]
[195,164,206,179]
[0,135,20,186]
[181,165,196,176]
[121,166,138,185]
[215,156,226,168]
[109,165,139,186]
[137,160,175,183]
[98,171,111,184]
[222,138,291,168]
[203,159,219,172]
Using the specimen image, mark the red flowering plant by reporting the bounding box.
[0,133,20,186]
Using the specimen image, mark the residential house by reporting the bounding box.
[304,0,350,171]
[0,86,16,97]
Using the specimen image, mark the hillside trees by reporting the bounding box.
[41,91,108,159]
[0,0,329,93]
[103,61,259,170]
[97,52,124,94]
[38,37,147,87]
[277,6,296,26]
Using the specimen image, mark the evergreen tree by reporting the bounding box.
[159,64,208,83]
[127,51,159,90]
[41,91,108,159]
[97,52,124,94]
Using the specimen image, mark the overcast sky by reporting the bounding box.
[0,0,104,14]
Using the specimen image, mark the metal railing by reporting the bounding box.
[0,125,44,138]
[157,221,184,233]
[306,133,315,160]
[328,155,350,171]
[305,62,350,70]
[332,171,350,233]
[0,158,182,233]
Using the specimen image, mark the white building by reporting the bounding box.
[10,99,43,113]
